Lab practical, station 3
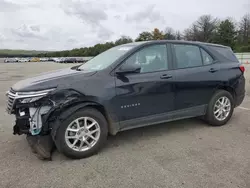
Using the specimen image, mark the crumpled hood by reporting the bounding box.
[11,67,96,92]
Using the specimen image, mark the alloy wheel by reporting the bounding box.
[213,96,231,121]
[65,117,101,152]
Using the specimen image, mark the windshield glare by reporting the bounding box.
[78,45,136,71]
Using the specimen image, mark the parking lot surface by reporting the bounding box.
[0,62,250,188]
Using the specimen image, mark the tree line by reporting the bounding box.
[3,13,250,58]
[0,49,49,58]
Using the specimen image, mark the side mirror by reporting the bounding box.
[71,64,82,70]
[116,64,141,75]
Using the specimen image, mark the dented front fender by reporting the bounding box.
[39,89,117,140]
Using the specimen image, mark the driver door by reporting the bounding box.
[113,43,175,130]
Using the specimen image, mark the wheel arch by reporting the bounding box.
[216,85,236,101]
[48,101,119,141]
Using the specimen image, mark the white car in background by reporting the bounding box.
[52,58,61,62]
[40,58,49,62]
[17,58,29,62]
[4,58,18,63]
[53,57,65,63]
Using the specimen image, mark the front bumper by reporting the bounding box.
[6,88,56,135]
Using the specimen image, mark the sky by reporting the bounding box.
[0,0,249,51]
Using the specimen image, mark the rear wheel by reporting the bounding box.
[205,90,234,126]
[54,108,108,159]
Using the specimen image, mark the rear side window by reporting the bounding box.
[208,46,238,62]
[173,44,203,68]
[201,48,214,65]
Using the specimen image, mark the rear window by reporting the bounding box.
[208,46,239,62]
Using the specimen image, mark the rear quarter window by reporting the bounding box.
[208,45,239,62]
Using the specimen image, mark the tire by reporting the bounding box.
[205,90,234,126]
[54,107,108,159]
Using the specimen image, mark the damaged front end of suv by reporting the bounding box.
[6,87,83,160]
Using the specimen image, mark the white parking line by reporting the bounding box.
[238,106,250,111]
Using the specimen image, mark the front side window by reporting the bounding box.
[122,44,168,73]
[173,44,203,69]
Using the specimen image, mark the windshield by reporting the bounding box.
[78,45,136,71]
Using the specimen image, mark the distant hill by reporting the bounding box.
[0,49,52,57]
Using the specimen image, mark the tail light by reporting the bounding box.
[239,65,245,73]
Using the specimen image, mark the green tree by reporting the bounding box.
[214,19,237,49]
[115,36,133,45]
[135,31,153,41]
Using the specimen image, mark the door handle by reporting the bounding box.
[209,68,218,73]
[160,74,172,79]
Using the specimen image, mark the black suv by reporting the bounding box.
[6,40,245,159]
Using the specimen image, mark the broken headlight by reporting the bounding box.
[19,96,44,103]
[17,88,56,104]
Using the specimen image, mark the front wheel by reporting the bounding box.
[54,108,108,159]
[205,90,234,126]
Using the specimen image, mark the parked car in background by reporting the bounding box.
[4,58,18,63]
[51,57,59,62]
[51,57,92,63]
[17,58,29,62]
[52,57,64,63]
[48,58,54,62]
[63,57,77,63]
[6,40,245,160]
[31,57,40,62]
[76,57,84,63]
[59,57,66,63]
[40,58,49,62]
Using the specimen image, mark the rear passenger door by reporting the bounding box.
[171,43,221,110]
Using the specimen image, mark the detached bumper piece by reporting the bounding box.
[26,135,55,160]
[13,116,55,160]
